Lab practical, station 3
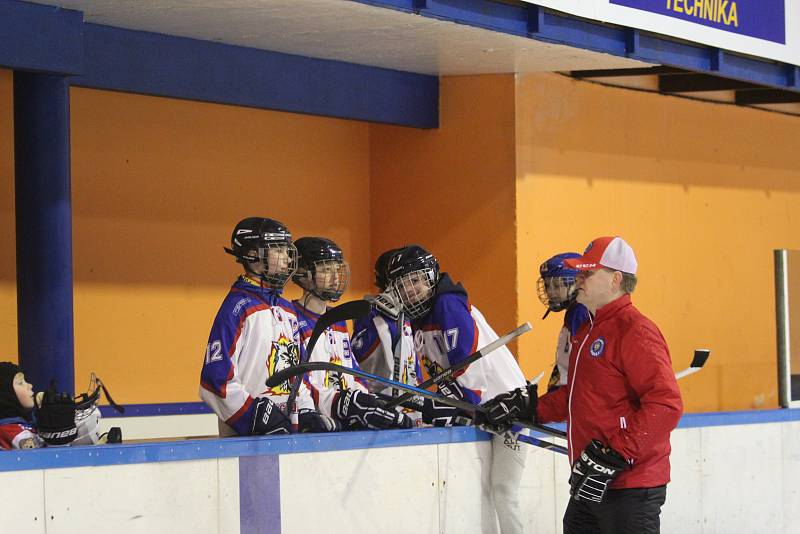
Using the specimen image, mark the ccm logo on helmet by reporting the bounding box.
[580,452,618,476]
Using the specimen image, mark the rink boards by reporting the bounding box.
[0,410,798,534]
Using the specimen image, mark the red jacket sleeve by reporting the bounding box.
[535,383,569,424]
[607,321,683,462]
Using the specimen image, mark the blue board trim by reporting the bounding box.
[1,409,799,472]
[99,402,212,418]
[0,426,492,472]
[72,24,438,128]
[0,0,83,74]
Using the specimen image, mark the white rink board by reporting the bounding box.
[0,417,799,534]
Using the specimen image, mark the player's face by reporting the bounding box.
[545,277,573,305]
[266,245,291,276]
[313,261,342,290]
[13,372,34,410]
[396,271,434,305]
[575,268,618,312]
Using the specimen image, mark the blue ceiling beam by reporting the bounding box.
[71,24,438,128]
[0,0,83,74]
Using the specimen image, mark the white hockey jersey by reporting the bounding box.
[351,309,422,394]
[292,301,368,418]
[413,275,526,404]
[200,278,314,435]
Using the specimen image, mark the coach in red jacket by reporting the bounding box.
[481,236,683,534]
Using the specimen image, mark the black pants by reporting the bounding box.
[563,485,667,534]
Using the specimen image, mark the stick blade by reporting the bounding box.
[691,349,711,368]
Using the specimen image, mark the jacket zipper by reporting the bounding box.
[567,313,593,465]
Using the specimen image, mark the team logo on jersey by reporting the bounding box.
[266,335,299,395]
[589,337,606,358]
[422,356,444,378]
[325,354,345,390]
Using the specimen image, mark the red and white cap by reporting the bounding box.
[564,236,638,274]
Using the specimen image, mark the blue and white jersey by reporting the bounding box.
[200,278,314,435]
[292,301,368,417]
[548,302,591,390]
[351,308,422,394]
[413,275,526,405]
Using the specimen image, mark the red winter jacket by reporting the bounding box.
[537,294,683,489]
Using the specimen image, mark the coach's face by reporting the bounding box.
[575,268,621,313]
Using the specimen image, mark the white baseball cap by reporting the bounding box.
[564,236,638,275]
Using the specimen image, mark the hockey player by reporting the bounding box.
[0,362,42,449]
[351,247,421,394]
[290,237,411,431]
[200,218,335,437]
[537,253,590,392]
[481,236,683,534]
[386,245,529,534]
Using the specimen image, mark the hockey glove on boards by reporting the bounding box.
[421,398,472,427]
[249,397,292,436]
[476,383,537,432]
[298,408,341,433]
[34,388,78,446]
[569,439,630,503]
[334,390,413,430]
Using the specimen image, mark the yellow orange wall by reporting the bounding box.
[1,80,373,403]
[515,73,800,412]
[369,75,519,347]
[3,70,800,412]
[68,88,373,403]
[0,70,16,361]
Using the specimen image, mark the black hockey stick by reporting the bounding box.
[285,300,372,418]
[390,309,405,397]
[383,322,533,409]
[267,360,568,453]
[675,349,711,379]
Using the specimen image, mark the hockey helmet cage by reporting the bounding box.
[292,237,350,302]
[537,252,581,314]
[387,245,440,319]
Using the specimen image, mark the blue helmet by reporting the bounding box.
[537,252,581,314]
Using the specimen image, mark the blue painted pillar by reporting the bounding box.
[13,72,74,394]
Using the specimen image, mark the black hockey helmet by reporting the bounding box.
[224,217,298,288]
[374,247,404,291]
[386,245,440,319]
[292,237,350,302]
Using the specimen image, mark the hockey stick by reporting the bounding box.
[383,322,533,409]
[675,349,711,380]
[391,309,405,397]
[267,360,569,452]
[285,300,372,420]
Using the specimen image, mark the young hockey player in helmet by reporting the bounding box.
[386,245,529,534]
[200,218,334,437]
[351,248,422,394]
[537,253,590,392]
[0,362,42,449]
[291,238,412,431]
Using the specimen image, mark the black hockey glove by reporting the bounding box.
[298,409,341,433]
[476,383,537,431]
[436,378,466,400]
[569,439,630,503]
[34,388,78,446]
[250,397,292,436]
[334,390,413,430]
[422,398,472,427]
